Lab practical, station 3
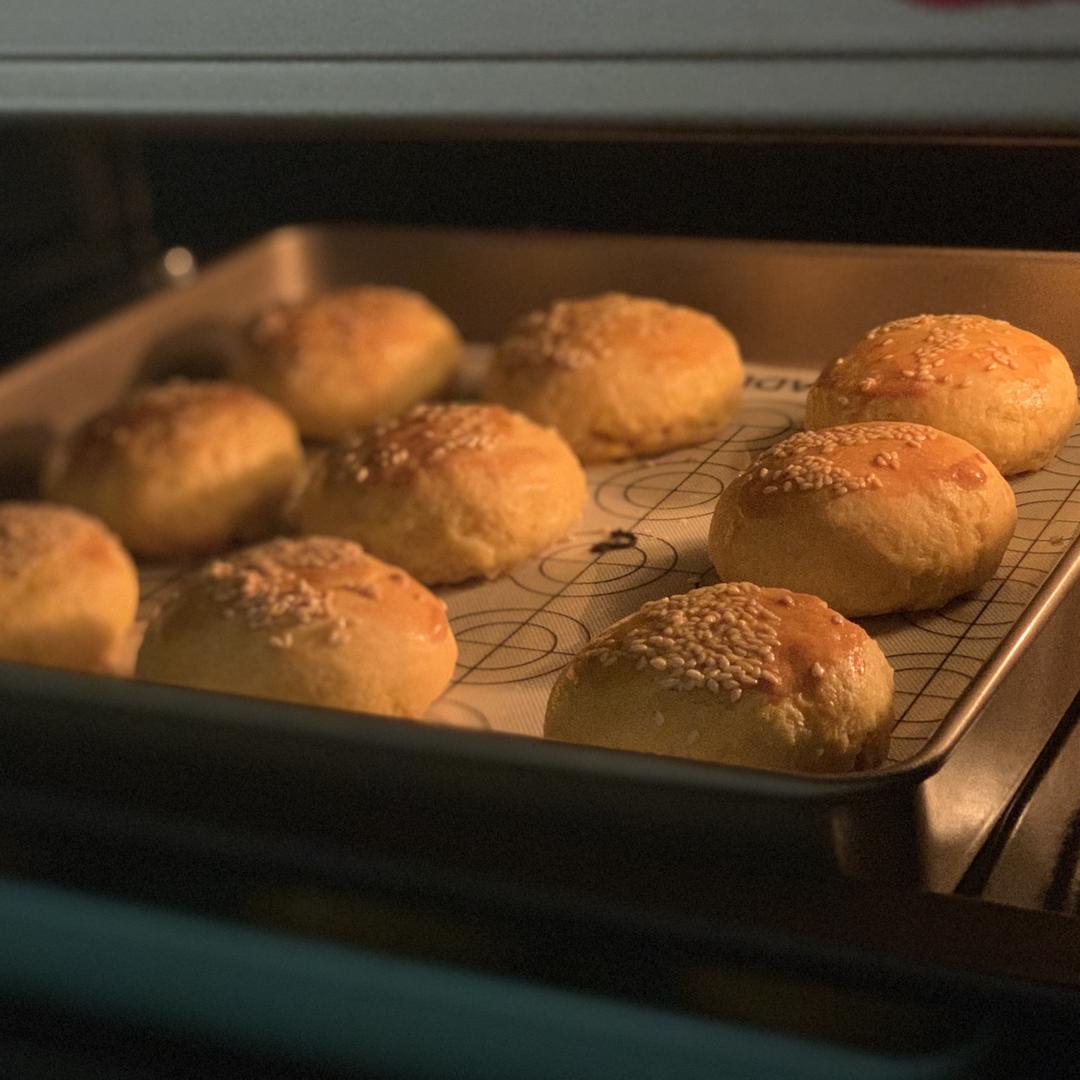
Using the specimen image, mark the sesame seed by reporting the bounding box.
[184,537,382,638]
[686,730,700,746]
[581,583,791,700]
[0,504,119,577]
[62,379,284,467]
[328,403,504,486]
[496,293,722,373]
[811,662,826,678]
[654,711,665,726]
[752,424,933,500]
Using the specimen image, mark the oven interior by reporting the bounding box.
[5,100,1080,1080]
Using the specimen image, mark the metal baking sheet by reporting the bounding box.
[137,359,1079,772]
[4,224,1080,891]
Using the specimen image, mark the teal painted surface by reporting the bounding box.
[1,57,1080,130]
[0,877,972,1079]
[2,1,1080,56]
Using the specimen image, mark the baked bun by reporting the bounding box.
[545,583,893,774]
[484,293,744,462]
[42,379,303,560]
[708,422,1017,617]
[805,314,1077,475]
[231,286,464,440]
[136,536,456,718]
[298,402,586,585]
[0,502,138,672]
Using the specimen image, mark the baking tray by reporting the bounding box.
[4,223,1080,892]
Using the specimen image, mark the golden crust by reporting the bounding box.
[484,293,744,462]
[0,501,138,672]
[806,314,1078,475]
[231,286,464,440]
[708,422,1017,616]
[545,582,893,774]
[136,536,457,719]
[42,380,304,560]
[298,402,586,585]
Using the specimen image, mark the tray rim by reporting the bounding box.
[278,218,1080,270]
[6,219,1080,798]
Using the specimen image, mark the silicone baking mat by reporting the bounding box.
[135,361,1080,766]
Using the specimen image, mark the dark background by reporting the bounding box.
[4,125,1079,366]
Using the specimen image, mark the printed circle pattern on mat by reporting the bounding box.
[511,533,679,597]
[450,608,591,685]
[594,460,735,521]
[424,698,492,730]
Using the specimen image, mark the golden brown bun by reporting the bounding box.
[231,287,464,440]
[298,403,586,585]
[136,536,457,719]
[484,293,744,462]
[545,583,893,774]
[805,314,1078,475]
[708,422,1017,617]
[42,380,303,560]
[0,502,138,672]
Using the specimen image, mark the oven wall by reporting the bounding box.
[0,129,160,367]
[4,128,1080,367]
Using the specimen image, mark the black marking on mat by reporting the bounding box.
[590,529,638,554]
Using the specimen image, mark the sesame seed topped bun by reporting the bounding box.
[298,402,586,585]
[545,582,893,774]
[708,421,1017,617]
[0,501,138,673]
[136,536,457,719]
[484,293,744,462]
[806,314,1077,475]
[231,286,464,441]
[42,379,304,560]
